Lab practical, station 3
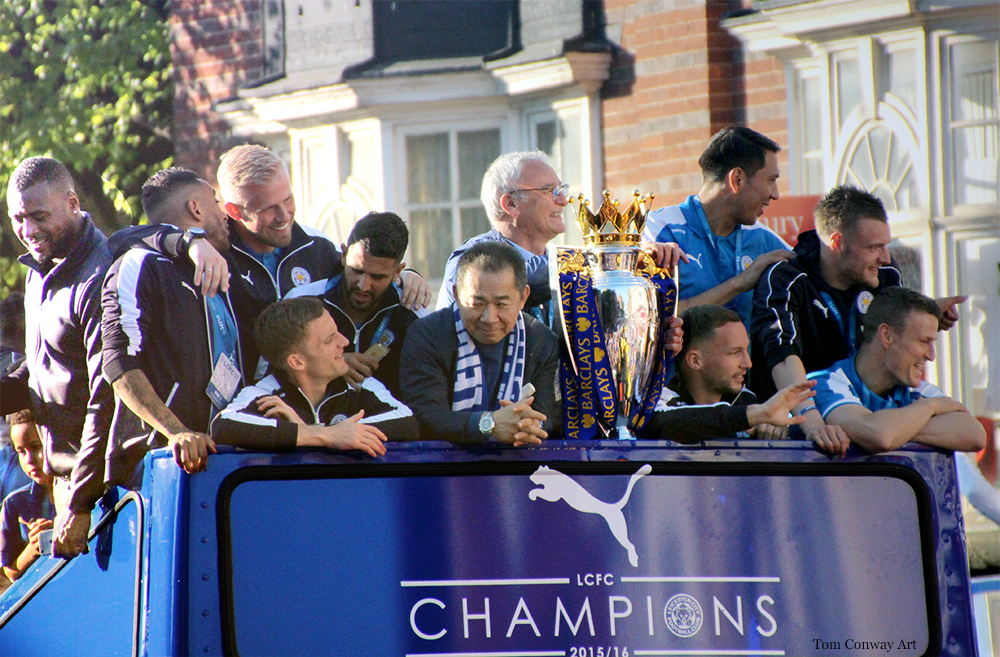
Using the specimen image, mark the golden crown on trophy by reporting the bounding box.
[569,190,655,245]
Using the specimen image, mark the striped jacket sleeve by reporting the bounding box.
[751,261,808,372]
[211,377,298,451]
[102,249,158,384]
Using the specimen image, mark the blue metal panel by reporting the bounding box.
[196,440,975,656]
[141,452,189,657]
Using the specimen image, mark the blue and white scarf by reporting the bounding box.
[451,303,526,411]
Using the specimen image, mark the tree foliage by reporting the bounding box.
[0,0,174,298]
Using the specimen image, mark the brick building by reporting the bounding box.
[168,0,998,417]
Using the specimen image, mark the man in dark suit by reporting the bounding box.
[400,241,558,446]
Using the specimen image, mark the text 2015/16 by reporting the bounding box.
[570,647,629,657]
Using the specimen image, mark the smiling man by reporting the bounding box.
[217,145,431,382]
[402,241,558,445]
[102,168,239,484]
[642,126,794,327]
[285,212,418,396]
[1,157,114,559]
[749,185,966,452]
[809,287,985,454]
[644,305,820,448]
[435,151,686,326]
[213,296,417,455]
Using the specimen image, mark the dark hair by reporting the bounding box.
[9,156,74,193]
[814,185,888,239]
[861,287,942,345]
[6,408,35,427]
[698,126,781,183]
[455,240,528,295]
[254,297,327,370]
[0,292,25,351]
[141,167,204,222]
[678,304,743,360]
[347,212,409,262]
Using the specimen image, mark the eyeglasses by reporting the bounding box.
[510,183,570,201]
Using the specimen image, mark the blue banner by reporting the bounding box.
[224,462,936,657]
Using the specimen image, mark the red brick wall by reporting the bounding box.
[169,0,264,184]
[742,48,790,194]
[601,1,790,207]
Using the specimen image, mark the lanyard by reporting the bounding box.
[692,196,744,277]
[820,291,856,352]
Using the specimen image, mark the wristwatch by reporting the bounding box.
[182,227,207,251]
[478,411,495,436]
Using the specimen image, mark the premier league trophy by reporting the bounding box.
[549,190,678,440]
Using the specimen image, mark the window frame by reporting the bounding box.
[394,118,507,282]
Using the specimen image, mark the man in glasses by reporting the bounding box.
[436,152,686,331]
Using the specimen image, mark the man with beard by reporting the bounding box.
[102,168,238,482]
[1,157,113,557]
[750,185,965,455]
[218,145,430,381]
[286,211,418,396]
[809,287,984,454]
[644,305,816,445]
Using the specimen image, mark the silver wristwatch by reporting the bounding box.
[478,411,495,436]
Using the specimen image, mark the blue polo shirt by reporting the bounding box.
[809,356,944,419]
[643,195,790,327]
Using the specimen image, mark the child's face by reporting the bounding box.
[11,422,51,487]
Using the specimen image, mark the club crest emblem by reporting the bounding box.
[740,255,753,271]
[857,291,874,314]
[664,593,703,637]
[528,464,651,567]
[291,267,311,287]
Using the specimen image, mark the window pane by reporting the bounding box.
[459,206,491,242]
[951,41,999,122]
[457,129,501,201]
[889,240,922,291]
[802,76,822,151]
[849,135,876,188]
[535,120,557,157]
[407,133,450,204]
[837,58,863,127]
[868,126,892,184]
[408,208,453,280]
[886,50,917,112]
[558,112,583,190]
[953,125,999,204]
[805,156,824,194]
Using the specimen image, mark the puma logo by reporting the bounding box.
[687,253,703,268]
[529,464,652,567]
[812,299,829,318]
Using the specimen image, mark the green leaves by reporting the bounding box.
[0,0,174,297]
